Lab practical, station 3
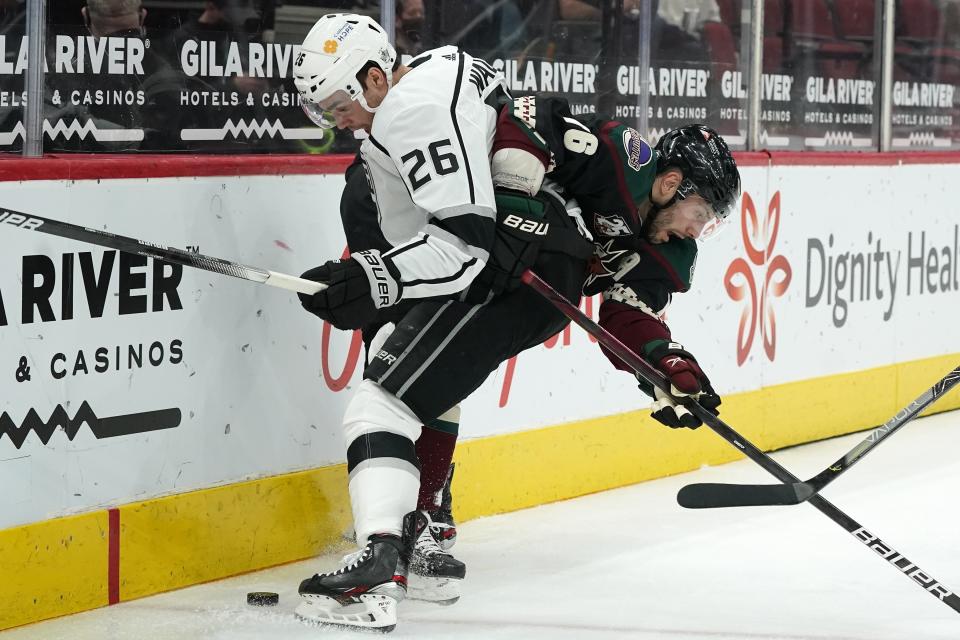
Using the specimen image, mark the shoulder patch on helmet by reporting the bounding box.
[621,127,653,171]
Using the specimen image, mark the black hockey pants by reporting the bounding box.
[364,247,587,422]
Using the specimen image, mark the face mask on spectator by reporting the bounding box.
[402,19,424,41]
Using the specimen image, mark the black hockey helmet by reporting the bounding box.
[654,124,740,222]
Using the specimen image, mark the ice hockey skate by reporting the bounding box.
[407,510,466,605]
[426,464,458,551]
[295,528,410,632]
[426,508,457,551]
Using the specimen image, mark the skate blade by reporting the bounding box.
[295,593,397,632]
[406,574,461,605]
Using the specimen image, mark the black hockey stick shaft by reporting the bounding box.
[679,366,960,508]
[521,270,960,615]
[0,206,326,295]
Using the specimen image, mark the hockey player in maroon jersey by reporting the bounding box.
[490,96,741,428]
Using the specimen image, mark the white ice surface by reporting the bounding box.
[6,410,960,640]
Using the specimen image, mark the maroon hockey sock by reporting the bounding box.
[416,419,458,511]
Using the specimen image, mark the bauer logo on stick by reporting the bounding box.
[0,210,43,230]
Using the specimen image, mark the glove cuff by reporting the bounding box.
[636,378,656,400]
[352,250,401,308]
[644,339,697,364]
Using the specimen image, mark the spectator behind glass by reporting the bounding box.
[396,0,426,57]
[164,0,260,52]
[439,0,526,58]
[43,0,171,151]
[936,0,960,48]
[657,0,719,40]
[159,0,271,150]
[82,0,146,37]
[555,0,708,65]
[1,0,24,35]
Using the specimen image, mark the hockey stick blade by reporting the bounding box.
[678,365,960,509]
[677,481,815,508]
[521,270,960,616]
[0,206,326,295]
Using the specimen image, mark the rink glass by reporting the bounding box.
[1,1,956,154]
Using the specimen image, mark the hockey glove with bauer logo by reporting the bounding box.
[299,250,401,330]
[598,300,720,429]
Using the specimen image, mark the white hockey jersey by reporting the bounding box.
[361,46,506,301]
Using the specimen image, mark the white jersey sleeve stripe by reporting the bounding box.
[401,256,478,288]
[386,233,485,299]
[431,203,496,221]
[449,52,475,205]
[382,236,428,259]
[423,223,490,262]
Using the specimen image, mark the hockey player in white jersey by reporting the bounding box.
[291,13,591,632]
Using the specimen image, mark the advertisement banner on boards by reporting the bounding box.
[667,162,960,391]
[0,174,351,529]
[2,162,959,529]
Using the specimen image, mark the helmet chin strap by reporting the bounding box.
[640,204,663,242]
[356,67,394,115]
[651,176,698,217]
[652,192,679,213]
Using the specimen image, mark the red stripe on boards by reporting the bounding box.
[0,154,353,182]
[2,151,960,183]
[108,508,120,605]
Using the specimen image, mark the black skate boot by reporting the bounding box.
[427,463,457,551]
[407,509,466,605]
[295,515,417,632]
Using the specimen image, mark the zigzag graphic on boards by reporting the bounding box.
[804,130,873,148]
[891,131,953,148]
[180,118,328,141]
[0,402,182,449]
[0,120,144,145]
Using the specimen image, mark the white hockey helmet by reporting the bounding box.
[294,13,397,128]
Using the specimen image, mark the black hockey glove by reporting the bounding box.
[298,250,401,330]
[638,340,721,429]
[470,189,549,297]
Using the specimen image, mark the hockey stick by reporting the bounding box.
[0,206,325,295]
[677,366,960,508]
[520,270,960,615]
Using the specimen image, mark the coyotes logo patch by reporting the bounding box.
[593,213,632,237]
[621,127,653,171]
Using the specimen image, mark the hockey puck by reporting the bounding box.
[246,591,279,606]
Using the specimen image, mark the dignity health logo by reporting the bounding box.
[724,191,792,366]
